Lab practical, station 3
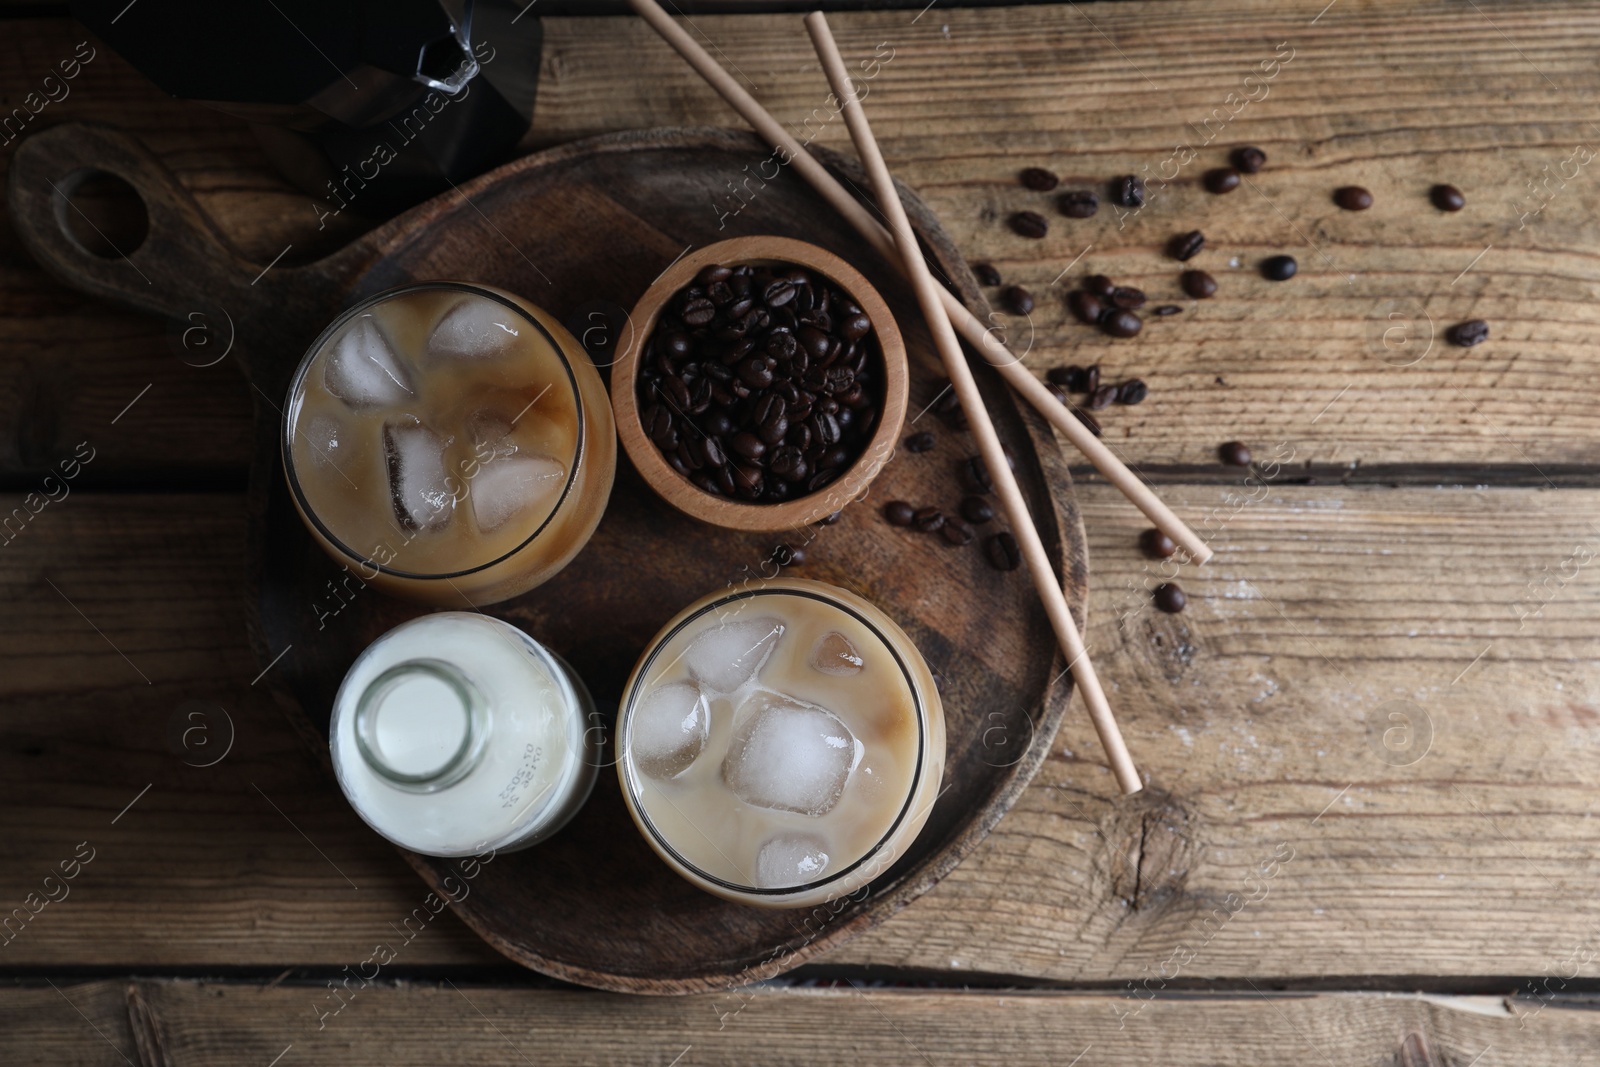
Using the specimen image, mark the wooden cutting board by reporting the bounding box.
[7,122,1087,993]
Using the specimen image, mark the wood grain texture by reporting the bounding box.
[9,3,1600,478]
[4,483,1597,984]
[3,980,1594,1066]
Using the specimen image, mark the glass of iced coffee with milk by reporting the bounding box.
[617,578,945,908]
[283,282,615,606]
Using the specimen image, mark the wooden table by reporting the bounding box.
[4,2,1599,1062]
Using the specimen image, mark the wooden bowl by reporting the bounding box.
[612,235,908,531]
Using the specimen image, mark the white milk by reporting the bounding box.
[330,612,597,857]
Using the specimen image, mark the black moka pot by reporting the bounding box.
[70,0,541,217]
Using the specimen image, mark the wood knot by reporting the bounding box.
[1102,788,1198,911]
[1397,1031,1442,1067]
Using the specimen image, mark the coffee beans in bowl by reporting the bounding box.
[614,237,908,531]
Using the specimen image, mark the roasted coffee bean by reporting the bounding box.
[1447,319,1489,347]
[681,296,716,326]
[1204,167,1241,194]
[1170,230,1206,261]
[973,261,1002,286]
[1153,304,1182,316]
[1180,269,1218,299]
[1083,363,1101,394]
[1109,286,1146,310]
[1067,290,1103,325]
[904,430,936,453]
[702,410,733,437]
[1003,285,1035,315]
[1233,145,1266,173]
[770,542,805,567]
[1219,440,1252,467]
[1260,254,1297,281]
[1088,384,1118,410]
[941,519,976,547]
[1021,166,1059,191]
[770,445,809,482]
[1085,274,1116,297]
[912,506,945,533]
[1153,582,1187,614]
[1070,404,1102,437]
[1112,174,1145,208]
[1046,366,1078,387]
[819,444,851,470]
[1118,378,1149,405]
[985,531,1021,571]
[697,264,732,286]
[1058,189,1100,218]
[1047,382,1073,406]
[693,435,726,469]
[807,467,840,493]
[663,331,693,360]
[961,454,994,493]
[1139,528,1177,560]
[1334,185,1373,211]
[762,278,798,307]
[1100,309,1143,338]
[1431,183,1466,211]
[884,500,916,527]
[730,432,766,461]
[1010,210,1050,239]
[960,495,995,524]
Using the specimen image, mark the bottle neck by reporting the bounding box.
[353,658,489,793]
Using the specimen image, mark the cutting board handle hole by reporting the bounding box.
[52,168,149,261]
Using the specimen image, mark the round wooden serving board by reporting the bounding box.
[8,123,1088,994]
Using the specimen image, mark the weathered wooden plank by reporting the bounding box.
[8,3,1600,480]
[2,485,1596,984]
[2,980,1592,1066]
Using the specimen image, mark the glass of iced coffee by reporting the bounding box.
[283,282,615,606]
[617,578,945,909]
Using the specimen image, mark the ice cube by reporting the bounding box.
[323,316,412,408]
[683,617,784,693]
[383,419,454,531]
[630,682,710,780]
[470,454,565,531]
[723,692,861,817]
[811,631,864,676]
[754,833,831,889]
[428,297,521,361]
[302,414,342,469]
[467,410,518,461]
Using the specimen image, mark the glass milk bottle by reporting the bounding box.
[330,612,599,857]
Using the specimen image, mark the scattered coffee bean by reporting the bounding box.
[1046,382,1072,406]
[1058,190,1100,218]
[884,500,915,527]
[1109,286,1146,310]
[1139,528,1177,559]
[973,261,1002,286]
[904,430,936,453]
[1100,309,1143,338]
[1153,304,1182,317]
[639,261,883,503]
[1067,290,1103,325]
[1260,254,1297,281]
[1219,440,1252,467]
[1083,364,1101,394]
[1046,366,1077,387]
[1112,174,1145,208]
[960,495,994,524]
[1170,230,1206,262]
[1117,378,1149,405]
[985,531,1022,571]
[1204,167,1241,194]
[1334,185,1373,211]
[961,454,994,493]
[1085,274,1116,297]
[931,379,968,430]
[1088,384,1118,410]
[1233,145,1266,173]
[1011,211,1049,239]
[1003,285,1035,315]
[912,506,946,533]
[1180,269,1218,299]
[1153,581,1187,614]
[1447,319,1489,347]
[770,542,805,567]
[1431,183,1466,212]
[1020,166,1059,191]
[941,519,975,547]
[1070,405,1102,437]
